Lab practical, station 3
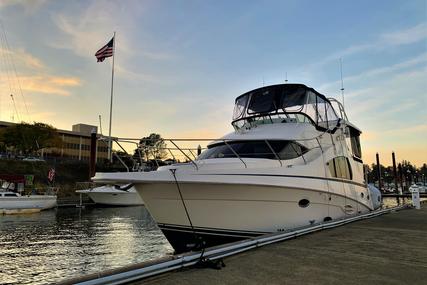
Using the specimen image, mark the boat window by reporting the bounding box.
[328,157,353,180]
[281,87,307,111]
[247,88,279,114]
[198,140,307,160]
[232,84,340,132]
[233,94,249,120]
[4,193,18,197]
[349,127,362,159]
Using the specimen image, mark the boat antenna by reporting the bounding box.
[285,72,288,83]
[262,76,265,87]
[340,58,345,108]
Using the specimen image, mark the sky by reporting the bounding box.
[0,0,426,166]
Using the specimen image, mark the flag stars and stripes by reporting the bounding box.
[95,37,114,62]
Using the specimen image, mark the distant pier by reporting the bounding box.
[59,203,427,285]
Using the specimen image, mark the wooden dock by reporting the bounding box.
[137,206,427,285]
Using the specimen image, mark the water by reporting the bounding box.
[0,206,173,285]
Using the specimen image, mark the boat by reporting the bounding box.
[76,184,144,206]
[0,176,57,215]
[93,83,382,253]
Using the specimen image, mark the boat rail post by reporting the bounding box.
[264,140,282,167]
[188,149,197,160]
[169,140,198,170]
[315,137,323,152]
[224,140,247,168]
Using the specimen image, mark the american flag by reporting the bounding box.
[95,37,114,62]
[47,168,55,182]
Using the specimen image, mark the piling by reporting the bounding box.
[89,130,97,178]
[376,152,382,191]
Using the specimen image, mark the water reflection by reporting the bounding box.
[0,206,173,285]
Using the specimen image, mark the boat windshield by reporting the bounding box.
[232,84,340,132]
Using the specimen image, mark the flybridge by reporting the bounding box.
[232,84,342,132]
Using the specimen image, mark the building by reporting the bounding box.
[0,121,111,162]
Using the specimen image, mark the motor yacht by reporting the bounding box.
[94,83,382,253]
[76,184,144,206]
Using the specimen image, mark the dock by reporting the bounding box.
[60,205,427,285]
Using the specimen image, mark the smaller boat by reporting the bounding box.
[0,176,57,215]
[76,184,144,206]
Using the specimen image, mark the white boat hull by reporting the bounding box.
[0,195,57,215]
[135,179,371,253]
[76,186,144,206]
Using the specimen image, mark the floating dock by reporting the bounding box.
[59,204,427,285]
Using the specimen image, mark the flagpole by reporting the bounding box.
[107,31,116,162]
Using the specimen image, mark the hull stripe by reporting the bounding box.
[158,223,267,237]
[200,173,367,188]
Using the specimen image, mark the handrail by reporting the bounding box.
[101,126,340,173]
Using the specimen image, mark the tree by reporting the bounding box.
[136,133,167,160]
[0,122,62,155]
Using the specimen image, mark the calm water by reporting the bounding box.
[0,206,173,285]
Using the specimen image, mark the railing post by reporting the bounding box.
[170,140,198,170]
[224,141,247,168]
[265,140,282,167]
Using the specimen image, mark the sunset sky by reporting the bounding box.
[0,0,426,166]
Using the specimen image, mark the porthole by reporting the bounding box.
[298,199,310,208]
[361,193,364,198]
[324,217,332,222]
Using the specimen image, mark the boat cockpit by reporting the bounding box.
[232,84,342,132]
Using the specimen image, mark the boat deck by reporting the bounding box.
[137,205,427,285]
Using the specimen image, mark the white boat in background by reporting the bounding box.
[0,177,57,215]
[76,185,144,206]
[0,191,57,215]
[94,83,382,253]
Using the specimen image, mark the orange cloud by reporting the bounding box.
[0,74,81,96]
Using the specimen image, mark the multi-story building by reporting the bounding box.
[0,121,111,162]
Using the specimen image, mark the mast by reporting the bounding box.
[107,32,116,162]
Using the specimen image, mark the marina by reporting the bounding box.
[0,1,426,285]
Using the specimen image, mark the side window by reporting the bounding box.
[327,156,353,180]
[347,127,362,159]
[198,140,307,160]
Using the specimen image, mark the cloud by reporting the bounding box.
[50,1,174,62]
[305,22,427,71]
[0,0,48,13]
[0,47,45,70]
[381,22,427,45]
[318,52,427,93]
[0,74,81,96]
